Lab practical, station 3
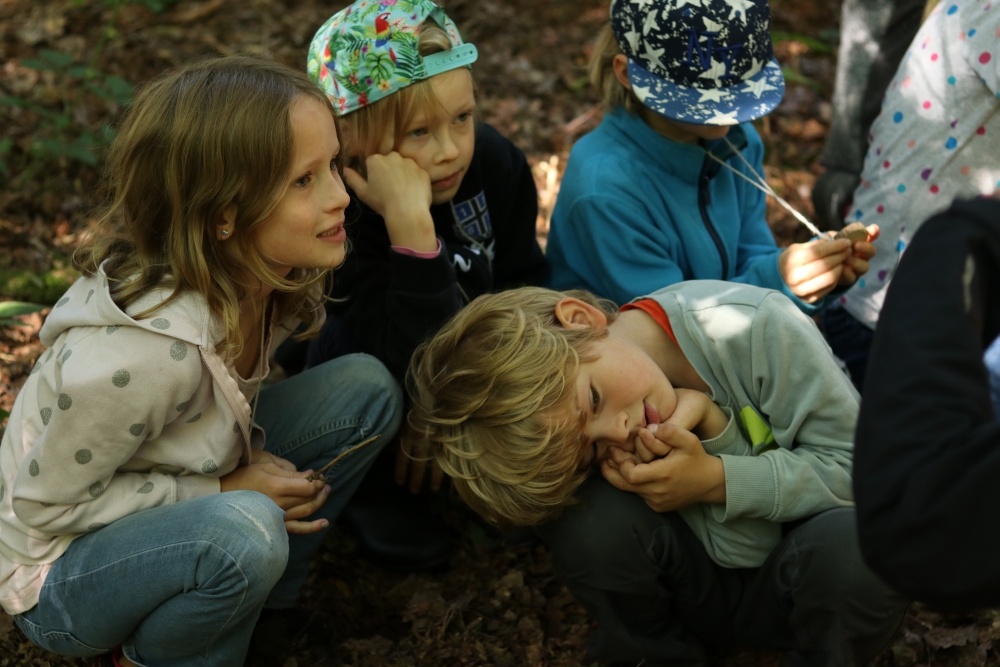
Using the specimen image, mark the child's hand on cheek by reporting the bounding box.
[601,423,726,513]
[344,152,437,252]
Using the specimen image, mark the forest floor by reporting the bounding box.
[2,0,1000,665]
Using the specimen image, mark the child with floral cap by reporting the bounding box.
[546,0,879,313]
[305,0,547,382]
[303,0,548,570]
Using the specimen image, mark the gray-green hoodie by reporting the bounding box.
[640,281,858,569]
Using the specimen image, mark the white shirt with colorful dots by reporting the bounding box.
[842,0,1000,329]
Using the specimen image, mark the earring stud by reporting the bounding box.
[222,230,229,237]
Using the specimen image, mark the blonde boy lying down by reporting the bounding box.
[406,280,908,665]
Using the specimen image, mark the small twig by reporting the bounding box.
[307,434,380,482]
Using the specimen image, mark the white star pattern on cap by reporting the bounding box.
[632,84,651,102]
[744,77,777,98]
[630,0,654,9]
[705,109,740,125]
[724,0,754,23]
[746,57,764,79]
[675,0,703,7]
[698,58,727,86]
[643,43,666,70]
[702,17,723,32]
[698,87,728,103]
[643,10,660,34]
[623,24,641,53]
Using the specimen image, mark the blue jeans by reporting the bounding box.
[14,353,402,667]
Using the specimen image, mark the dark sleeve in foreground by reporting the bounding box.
[855,197,1000,609]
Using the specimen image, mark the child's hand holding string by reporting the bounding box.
[779,224,880,301]
[220,449,330,535]
[778,237,853,303]
[344,152,437,252]
[836,224,880,287]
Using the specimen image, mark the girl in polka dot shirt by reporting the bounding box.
[827,0,1000,386]
[0,57,402,666]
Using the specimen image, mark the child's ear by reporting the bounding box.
[612,54,631,92]
[215,204,237,241]
[554,297,608,330]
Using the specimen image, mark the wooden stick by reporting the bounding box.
[307,434,381,482]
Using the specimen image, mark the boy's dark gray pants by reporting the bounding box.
[534,477,909,667]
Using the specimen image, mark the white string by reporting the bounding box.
[706,137,825,238]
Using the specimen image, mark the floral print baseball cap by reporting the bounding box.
[307,0,478,116]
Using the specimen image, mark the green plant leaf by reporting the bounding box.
[38,49,75,68]
[0,408,9,422]
[20,58,57,71]
[126,0,183,12]
[0,301,46,323]
[0,94,28,108]
[0,267,78,304]
[66,65,93,79]
[780,67,824,92]
[104,76,133,105]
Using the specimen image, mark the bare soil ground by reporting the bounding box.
[2,0,1000,665]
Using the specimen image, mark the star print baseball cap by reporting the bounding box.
[307,0,477,116]
[610,0,785,126]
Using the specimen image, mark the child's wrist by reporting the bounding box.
[700,456,727,504]
[384,210,436,251]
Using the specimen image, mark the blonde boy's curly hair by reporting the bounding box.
[406,287,618,529]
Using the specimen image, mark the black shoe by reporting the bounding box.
[249,607,336,663]
[811,168,860,232]
[339,484,452,571]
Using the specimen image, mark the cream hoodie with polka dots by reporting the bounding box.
[0,267,294,615]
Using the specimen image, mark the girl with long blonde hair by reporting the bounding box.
[0,55,401,666]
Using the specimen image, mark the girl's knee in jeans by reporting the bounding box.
[322,353,403,426]
[203,491,289,587]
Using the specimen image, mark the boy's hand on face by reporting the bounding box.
[836,224,880,287]
[344,152,437,253]
[662,388,728,442]
[601,422,726,513]
[779,237,853,303]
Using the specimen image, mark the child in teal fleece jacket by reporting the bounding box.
[546,0,878,312]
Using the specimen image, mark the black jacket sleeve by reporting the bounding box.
[474,124,549,290]
[854,197,1000,609]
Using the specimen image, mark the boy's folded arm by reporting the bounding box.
[719,292,858,522]
[12,328,217,534]
[565,194,687,305]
